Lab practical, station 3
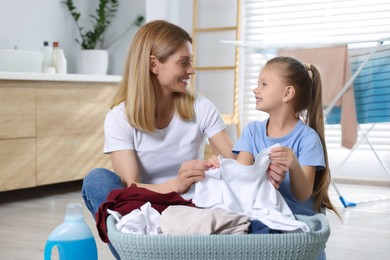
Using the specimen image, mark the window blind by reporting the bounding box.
[241,0,390,151]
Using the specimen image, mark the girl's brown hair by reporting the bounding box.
[112,20,195,132]
[267,56,340,218]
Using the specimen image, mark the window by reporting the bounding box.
[241,0,390,152]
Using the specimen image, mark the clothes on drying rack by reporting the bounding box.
[349,44,390,124]
[278,45,358,149]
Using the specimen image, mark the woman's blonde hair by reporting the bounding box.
[112,20,195,132]
[267,56,340,218]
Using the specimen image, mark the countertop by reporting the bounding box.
[0,71,121,83]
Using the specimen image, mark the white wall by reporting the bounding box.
[0,0,145,75]
[146,0,193,33]
[0,0,198,75]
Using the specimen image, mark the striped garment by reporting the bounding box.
[349,44,390,124]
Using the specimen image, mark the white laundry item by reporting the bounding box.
[193,144,310,232]
[107,202,162,235]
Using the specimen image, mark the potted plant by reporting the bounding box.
[62,0,144,74]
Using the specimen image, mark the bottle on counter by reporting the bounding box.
[44,203,98,260]
[51,41,67,74]
[52,41,59,73]
[55,49,67,74]
[41,41,53,73]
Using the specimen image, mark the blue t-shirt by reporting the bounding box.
[232,118,325,216]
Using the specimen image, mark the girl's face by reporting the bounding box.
[154,41,195,94]
[253,64,287,113]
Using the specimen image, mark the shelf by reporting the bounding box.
[0,71,121,83]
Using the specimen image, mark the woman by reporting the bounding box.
[82,20,235,258]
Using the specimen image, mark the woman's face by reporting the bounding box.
[253,64,287,113]
[154,41,195,94]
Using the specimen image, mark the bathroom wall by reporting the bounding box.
[0,0,197,75]
[0,0,145,75]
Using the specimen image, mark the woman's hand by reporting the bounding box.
[207,155,220,169]
[175,160,212,194]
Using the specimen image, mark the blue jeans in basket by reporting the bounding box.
[82,168,124,260]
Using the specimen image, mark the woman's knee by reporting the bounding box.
[82,168,123,195]
[82,168,121,216]
[83,168,115,189]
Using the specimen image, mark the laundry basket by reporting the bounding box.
[107,213,330,260]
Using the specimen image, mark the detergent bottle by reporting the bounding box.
[44,202,98,260]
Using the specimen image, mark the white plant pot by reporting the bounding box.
[80,49,108,75]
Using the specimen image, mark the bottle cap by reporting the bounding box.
[43,41,49,46]
[53,41,59,48]
[65,203,84,222]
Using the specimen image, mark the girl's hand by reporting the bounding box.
[269,146,298,171]
[267,146,297,189]
[267,162,287,189]
[175,160,210,194]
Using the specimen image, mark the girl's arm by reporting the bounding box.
[236,151,254,165]
[269,146,315,201]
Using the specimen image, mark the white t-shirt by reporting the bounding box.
[103,95,225,188]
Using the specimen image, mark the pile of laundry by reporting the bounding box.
[96,146,310,243]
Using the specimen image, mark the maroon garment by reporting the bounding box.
[96,184,195,242]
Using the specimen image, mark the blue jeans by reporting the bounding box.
[318,249,326,260]
[82,168,124,260]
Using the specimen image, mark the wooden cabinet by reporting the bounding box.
[0,138,36,191]
[0,86,35,139]
[0,85,36,191]
[0,79,117,191]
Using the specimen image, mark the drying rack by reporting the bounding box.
[324,38,390,207]
[222,38,390,208]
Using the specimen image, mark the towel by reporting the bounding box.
[349,44,390,123]
[193,145,310,233]
[278,45,358,149]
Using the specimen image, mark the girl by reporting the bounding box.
[233,56,339,218]
[232,56,340,259]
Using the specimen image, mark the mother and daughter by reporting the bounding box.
[82,20,339,259]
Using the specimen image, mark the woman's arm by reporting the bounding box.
[110,149,140,187]
[110,149,212,194]
[208,129,236,159]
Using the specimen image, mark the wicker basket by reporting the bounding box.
[107,213,330,260]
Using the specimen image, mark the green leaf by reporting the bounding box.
[62,0,122,50]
